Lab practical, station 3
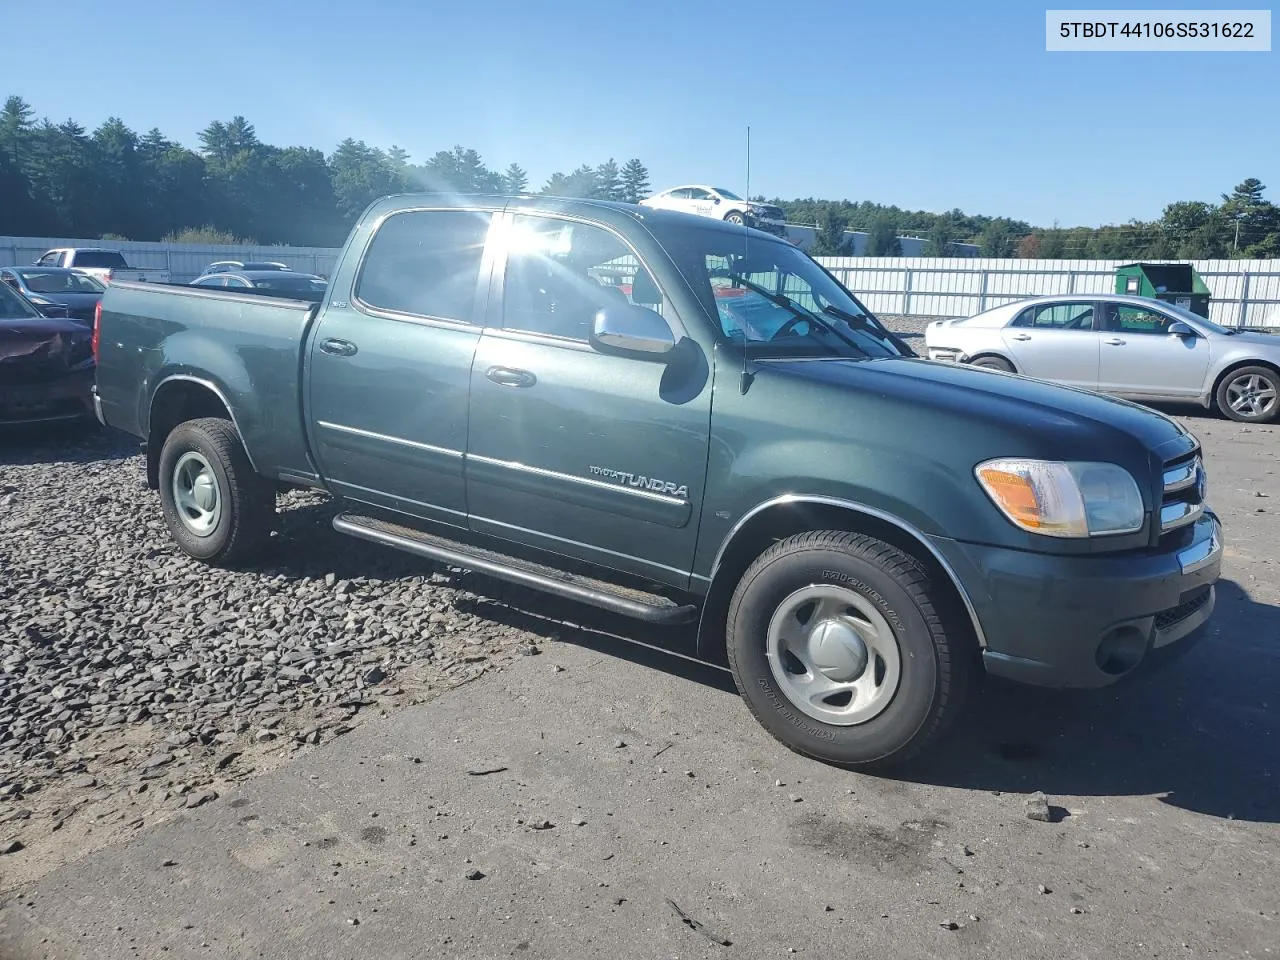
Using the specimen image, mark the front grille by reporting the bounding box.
[1154,587,1211,631]
[1159,451,1205,537]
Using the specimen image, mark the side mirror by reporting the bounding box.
[590,304,676,360]
[1168,321,1195,338]
[713,196,721,205]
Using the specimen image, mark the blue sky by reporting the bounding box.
[5,0,1276,226]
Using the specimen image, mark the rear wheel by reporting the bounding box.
[969,355,1015,373]
[158,417,277,565]
[1215,365,1279,423]
[726,531,975,768]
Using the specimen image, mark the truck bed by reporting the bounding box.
[95,281,320,482]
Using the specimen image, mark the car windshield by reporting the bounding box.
[251,275,325,293]
[0,281,41,319]
[72,251,128,268]
[1154,299,1235,335]
[650,222,905,359]
[714,188,744,201]
[18,270,105,294]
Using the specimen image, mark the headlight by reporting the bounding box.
[975,458,1145,538]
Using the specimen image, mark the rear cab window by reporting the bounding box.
[355,210,493,324]
[70,251,129,269]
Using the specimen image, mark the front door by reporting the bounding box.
[1097,302,1212,400]
[999,300,1102,389]
[307,208,496,525]
[465,212,712,587]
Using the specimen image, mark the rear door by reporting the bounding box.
[1097,301,1211,399]
[465,211,712,587]
[307,207,497,525]
[999,300,1102,389]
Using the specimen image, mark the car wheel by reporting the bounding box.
[158,417,277,565]
[1215,365,1280,423]
[726,531,975,768]
[725,211,747,225]
[969,355,1015,373]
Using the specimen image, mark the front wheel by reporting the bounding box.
[725,211,747,225]
[1215,365,1279,423]
[158,417,277,566]
[726,531,975,768]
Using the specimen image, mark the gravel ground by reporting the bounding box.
[0,425,554,887]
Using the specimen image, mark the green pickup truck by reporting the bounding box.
[92,194,1223,768]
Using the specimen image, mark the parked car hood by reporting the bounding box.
[757,354,1194,460]
[0,316,95,367]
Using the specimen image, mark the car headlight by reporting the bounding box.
[975,458,1145,538]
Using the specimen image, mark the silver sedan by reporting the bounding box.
[924,293,1280,423]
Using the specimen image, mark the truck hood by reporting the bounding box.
[757,355,1195,461]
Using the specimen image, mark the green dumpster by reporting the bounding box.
[1114,262,1211,318]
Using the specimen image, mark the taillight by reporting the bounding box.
[92,300,102,361]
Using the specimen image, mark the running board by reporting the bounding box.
[332,513,699,625]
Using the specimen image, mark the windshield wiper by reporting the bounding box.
[728,276,866,357]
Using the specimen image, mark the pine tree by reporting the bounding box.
[620,158,651,203]
[866,215,901,256]
[595,158,623,200]
[502,163,528,193]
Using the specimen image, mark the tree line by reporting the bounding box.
[0,96,652,247]
[1,95,1276,259]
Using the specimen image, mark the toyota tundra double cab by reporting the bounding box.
[91,194,1223,768]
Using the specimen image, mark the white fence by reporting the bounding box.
[0,236,342,284]
[3,236,1277,328]
[814,256,1280,328]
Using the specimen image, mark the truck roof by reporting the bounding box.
[362,193,786,242]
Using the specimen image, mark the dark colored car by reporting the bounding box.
[1,267,105,324]
[190,269,327,300]
[93,194,1222,769]
[0,280,96,427]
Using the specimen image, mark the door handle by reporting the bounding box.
[1104,338,1125,346]
[486,366,537,388]
[320,338,358,357]
[1011,333,1032,341]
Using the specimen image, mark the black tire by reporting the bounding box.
[968,355,1015,373]
[725,211,747,225]
[1214,365,1280,423]
[725,531,975,768]
[157,417,276,566]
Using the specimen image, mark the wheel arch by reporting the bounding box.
[1209,357,1280,405]
[965,351,1018,372]
[696,496,987,665]
[145,376,254,489]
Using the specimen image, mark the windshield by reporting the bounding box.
[18,270,105,294]
[252,275,325,293]
[71,251,128,268]
[650,222,905,359]
[714,188,744,201]
[0,281,41,320]
[1155,299,1234,335]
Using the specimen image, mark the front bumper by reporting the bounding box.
[932,511,1223,689]
[750,216,787,237]
[0,367,95,426]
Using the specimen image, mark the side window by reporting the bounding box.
[502,214,669,343]
[687,187,711,200]
[38,252,59,266]
[1012,302,1096,330]
[1105,304,1176,335]
[1,273,17,288]
[667,188,692,200]
[225,277,250,288]
[356,210,492,323]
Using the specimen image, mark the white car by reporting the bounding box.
[33,248,170,286]
[924,293,1280,423]
[639,185,787,237]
